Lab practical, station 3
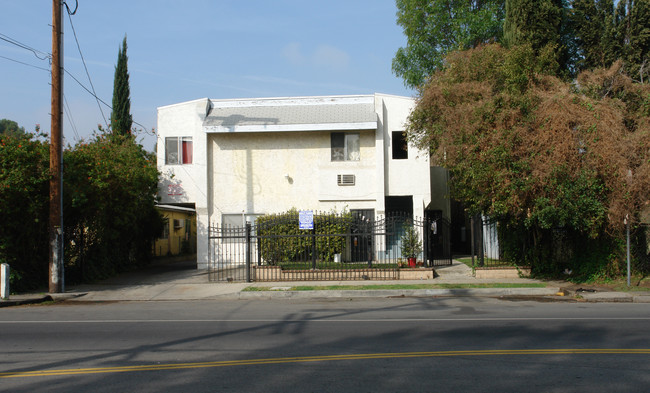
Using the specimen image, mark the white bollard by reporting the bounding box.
[1,263,9,299]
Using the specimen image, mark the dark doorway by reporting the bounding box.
[385,196,413,216]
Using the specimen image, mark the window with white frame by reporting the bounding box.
[331,132,360,161]
[165,137,193,165]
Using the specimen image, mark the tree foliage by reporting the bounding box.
[0,118,26,137]
[615,0,650,83]
[0,132,50,291]
[392,0,505,89]
[572,0,618,70]
[407,44,650,238]
[63,132,162,282]
[110,36,132,135]
[393,0,650,85]
[0,129,161,291]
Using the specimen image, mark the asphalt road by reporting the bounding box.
[1,297,649,392]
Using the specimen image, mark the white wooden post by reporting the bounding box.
[1,263,9,299]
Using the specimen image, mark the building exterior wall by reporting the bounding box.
[209,129,379,227]
[380,95,431,218]
[153,208,197,257]
[157,99,211,268]
[157,93,435,270]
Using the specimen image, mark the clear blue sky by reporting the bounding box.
[0,0,413,150]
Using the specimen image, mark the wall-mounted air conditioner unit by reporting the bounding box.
[337,174,355,186]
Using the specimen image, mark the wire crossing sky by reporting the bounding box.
[0,1,412,151]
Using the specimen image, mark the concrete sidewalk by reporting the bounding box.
[2,260,649,306]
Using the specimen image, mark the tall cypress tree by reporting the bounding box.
[111,36,132,135]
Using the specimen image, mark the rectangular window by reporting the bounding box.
[392,131,408,160]
[165,137,193,165]
[331,132,360,161]
[160,219,170,239]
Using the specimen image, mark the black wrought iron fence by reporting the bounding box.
[630,224,650,275]
[208,212,452,282]
[470,216,507,268]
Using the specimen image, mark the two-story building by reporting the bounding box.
[157,93,449,269]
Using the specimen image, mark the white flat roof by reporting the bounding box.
[203,95,378,133]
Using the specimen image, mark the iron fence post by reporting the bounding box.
[246,222,252,282]
[470,216,475,268]
[626,215,630,288]
[312,227,317,270]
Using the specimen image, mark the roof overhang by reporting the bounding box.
[203,95,378,133]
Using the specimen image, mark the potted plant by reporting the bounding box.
[400,225,422,267]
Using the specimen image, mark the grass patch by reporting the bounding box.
[242,283,547,292]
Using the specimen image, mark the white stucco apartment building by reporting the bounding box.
[157,93,449,269]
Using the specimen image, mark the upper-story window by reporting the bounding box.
[331,132,359,161]
[165,137,193,165]
[392,131,408,160]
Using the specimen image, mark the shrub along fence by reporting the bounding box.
[208,211,451,282]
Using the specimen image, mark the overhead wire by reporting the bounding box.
[0,32,51,61]
[64,1,108,129]
[0,54,50,72]
[1,2,155,140]
[63,94,81,141]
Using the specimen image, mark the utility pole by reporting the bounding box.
[49,0,64,293]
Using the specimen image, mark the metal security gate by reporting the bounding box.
[208,212,452,282]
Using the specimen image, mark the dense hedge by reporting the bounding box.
[256,209,352,265]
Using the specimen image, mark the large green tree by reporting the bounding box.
[571,0,618,71]
[63,132,162,282]
[616,0,650,83]
[0,119,26,136]
[0,128,161,291]
[407,44,650,274]
[392,0,505,89]
[503,0,575,75]
[110,36,133,135]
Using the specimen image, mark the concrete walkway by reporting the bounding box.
[2,259,649,306]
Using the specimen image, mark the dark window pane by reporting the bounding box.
[392,131,408,159]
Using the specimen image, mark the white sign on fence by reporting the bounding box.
[299,210,314,230]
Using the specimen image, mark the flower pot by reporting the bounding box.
[408,257,416,267]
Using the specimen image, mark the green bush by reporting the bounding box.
[0,132,50,292]
[257,209,352,265]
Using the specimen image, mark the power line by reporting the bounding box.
[0,54,50,72]
[63,94,81,141]
[0,32,51,61]
[63,68,156,137]
[65,3,108,128]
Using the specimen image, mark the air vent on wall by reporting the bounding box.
[337,174,355,186]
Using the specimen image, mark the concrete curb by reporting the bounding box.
[233,287,562,300]
[0,295,52,307]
